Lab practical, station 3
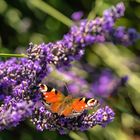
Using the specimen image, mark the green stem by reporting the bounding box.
[28,0,73,27]
[0,53,28,58]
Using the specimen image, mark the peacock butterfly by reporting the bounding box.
[39,84,99,117]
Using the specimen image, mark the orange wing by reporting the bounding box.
[55,97,99,117]
[59,105,73,117]
[72,97,99,112]
[43,90,64,103]
[39,84,65,112]
[58,97,86,117]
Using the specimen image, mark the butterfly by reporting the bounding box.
[39,84,99,117]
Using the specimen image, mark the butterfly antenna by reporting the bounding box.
[64,82,70,95]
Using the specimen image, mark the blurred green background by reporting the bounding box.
[0,0,140,140]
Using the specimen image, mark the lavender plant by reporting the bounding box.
[0,2,139,134]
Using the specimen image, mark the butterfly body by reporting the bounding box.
[39,84,99,117]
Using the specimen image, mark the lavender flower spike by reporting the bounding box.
[31,106,115,134]
[27,2,139,70]
[0,98,33,130]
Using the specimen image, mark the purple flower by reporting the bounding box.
[0,98,33,130]
[31,105,114,134]
[92,70,128,98]
[26,3,139,71]
[71,11,83,21]
[103,2,125,19]
[110,27,139,46]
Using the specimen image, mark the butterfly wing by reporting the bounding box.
[59,104,73,117]
[39,84,65,112]
[56,95,73,116]
[56,97,91,117]
[56,97,99,117]
[70,97,99,117]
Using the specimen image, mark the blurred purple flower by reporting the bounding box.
[46,68,128,99]
[111,27,139,46]
[103,2,125,19]
[71,11,84,21]
[92,70,128,98]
